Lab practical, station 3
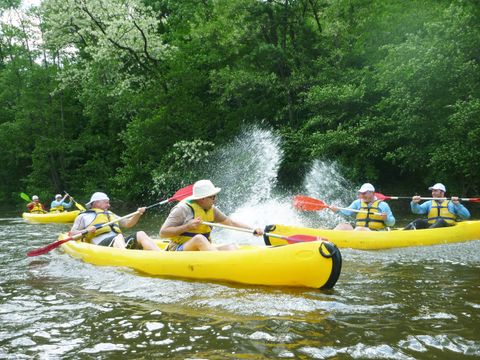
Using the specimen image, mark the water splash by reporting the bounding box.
[203,129,358,239]
[202,126,307,243]
[208,125,282,214]
[302,160,357,228]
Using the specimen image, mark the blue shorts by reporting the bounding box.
[175,244,184,251]
[166,242,184,251]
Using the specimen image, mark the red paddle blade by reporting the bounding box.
[27,238,73,257]
[293,195,328,211]
[168,184,193,202]
[284,234,321,243]
[466,198,480,203]
[374,192,391,201]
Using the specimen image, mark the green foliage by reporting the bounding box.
[151,139,215,198]
[1,0,480,206]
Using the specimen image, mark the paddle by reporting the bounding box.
[20,192,31,202]
[202,221,321,244]
[64,191,86,211]
[374,192,480,202]
[293,195,369,214]
[27,184,193,257]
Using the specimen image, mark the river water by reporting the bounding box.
[1,212,479,359]
[1,128,479,359]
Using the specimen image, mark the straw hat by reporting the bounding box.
[186,180,221,200]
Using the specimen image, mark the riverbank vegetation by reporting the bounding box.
[1,0,479,204]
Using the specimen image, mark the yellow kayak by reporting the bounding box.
[263,221,480,250]
[60,237,342,289]
[22,210,80,224]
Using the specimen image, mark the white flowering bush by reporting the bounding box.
[151,139,215,197]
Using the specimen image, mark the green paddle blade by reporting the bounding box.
[20,192,31,202]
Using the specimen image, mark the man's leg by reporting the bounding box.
[182,234,218,251]
[135,231,161,251]
[404,219,429,230]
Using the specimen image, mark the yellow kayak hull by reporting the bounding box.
[60,238,342,289]
[22,210,80,224]
[264,221,480,250]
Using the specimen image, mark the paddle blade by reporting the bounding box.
[466,198,480,203]
[374,192,391,201]
[27,238,73,257]
[284,234,321,243]
[293,195,328,211]
[72,198,87,211]
[20,192,31,202]
[168,184,193,202]
[73,200,86,212]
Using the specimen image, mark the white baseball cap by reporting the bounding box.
[32,195,39,201]
[358,183,375,193]
[55,194,62,199]
[86,192,110,207]
[186,180,221,200]
[428,183,446,192]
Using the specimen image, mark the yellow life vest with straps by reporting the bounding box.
[355,199,386,230]
[50,205,64,212]
[427,200,456,225]
[30,203,45,214]
[82,208,122,243]
[170,201,215,246]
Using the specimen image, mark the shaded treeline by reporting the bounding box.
[1,0,479,205]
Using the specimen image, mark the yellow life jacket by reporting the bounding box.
[355,199,386,230]
[170,201,215,246]
[427,200,456,225]
[50,205,64,212]
[82,208,122,243]
[30,203,45,214]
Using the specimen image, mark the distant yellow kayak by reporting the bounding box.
[263,221,480,250]
[22,210,80,224]
[60,237,342,289]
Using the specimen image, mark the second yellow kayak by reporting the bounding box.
[263,221,480,249]
[22,210,80,224]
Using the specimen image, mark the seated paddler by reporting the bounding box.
[160,179,264,251]
[69,191,160,251]
[404,183,470,230]
[330,183,395,231]
[27,195,47,213]
[49,194,73,212]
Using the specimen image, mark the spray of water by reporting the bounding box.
[202,127,354,243]
[302,160,357,227]
[207,125,281,214]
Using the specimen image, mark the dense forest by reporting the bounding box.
[1,0,479,205]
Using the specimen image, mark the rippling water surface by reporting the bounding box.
[1,213,479,359]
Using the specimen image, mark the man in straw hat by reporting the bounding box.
[69,192,160,250]
[160,179,263,251]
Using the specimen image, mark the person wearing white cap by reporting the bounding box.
[69,192,160,250]
[160,179,264,251]
[330,183,395,231]
[27,195,47,213]
[404,183,470,230]
[49,194,73,213]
